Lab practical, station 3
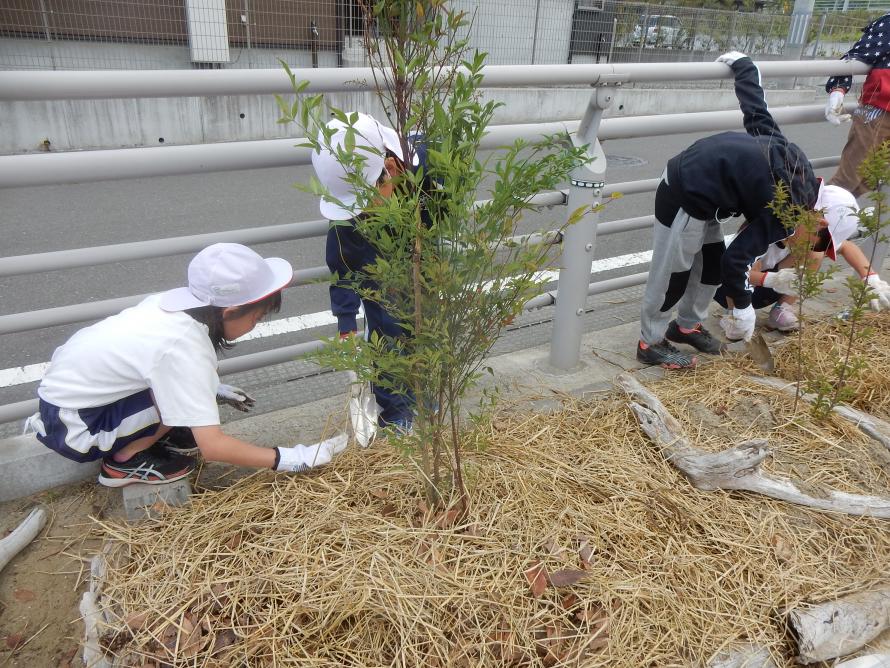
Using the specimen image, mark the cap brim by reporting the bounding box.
[159,287,208,312]
[319,194,360,220]
[244,257,294,304]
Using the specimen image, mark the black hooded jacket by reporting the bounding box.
[664,56,818,308]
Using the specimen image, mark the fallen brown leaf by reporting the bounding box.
[370,488,389,499]
[5,633,24,650]
[13,588,36,603]
[434,509,460,529]
[524,561,549,598]
[124,610,150,631]
[548,569,588,587]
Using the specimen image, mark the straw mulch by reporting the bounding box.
[93,361,890,668]
[772,311,890,422]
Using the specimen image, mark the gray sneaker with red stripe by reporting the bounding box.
[636,340,697,369]
[99,444,195,487]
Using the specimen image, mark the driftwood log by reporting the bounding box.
[616,373,890,519]
[786,588,890,664]
[707,643,778,668]
[835,654,890,668]
[745,376,890,453]
[0,506,46,574]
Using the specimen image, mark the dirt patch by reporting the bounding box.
[0,482,113,667]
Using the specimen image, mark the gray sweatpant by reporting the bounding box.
[640,206,724,345]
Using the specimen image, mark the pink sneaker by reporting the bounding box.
[766,303,799,332]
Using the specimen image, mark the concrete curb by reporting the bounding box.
[0,434,100,503]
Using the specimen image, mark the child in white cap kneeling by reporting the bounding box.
[25,243,346,487]
[714,183,890,333]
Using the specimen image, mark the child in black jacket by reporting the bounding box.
[638,51,826,368]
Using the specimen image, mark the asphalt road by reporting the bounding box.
[0,121,849,414]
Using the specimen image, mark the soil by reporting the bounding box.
[0,482,112,667]
[0,460,241,668]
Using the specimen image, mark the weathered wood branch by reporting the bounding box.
[0,506,46,573]
[616,373,890,519]
[707,643,778,668]
[746,375,890,453]
[786,588,890,664]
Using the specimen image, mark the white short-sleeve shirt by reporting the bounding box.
[38,295,221,427]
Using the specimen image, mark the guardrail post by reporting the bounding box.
[548,86,612,371]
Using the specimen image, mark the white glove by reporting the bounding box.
[825,90,851,125]
[866,273,890,311]
[716,51,748,66]
[720,305,756,342]
[216,383,256,412]
[275,434,348,472]
[761,268,798,295]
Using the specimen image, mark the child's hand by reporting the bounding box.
[761,268,798,295]
[216,384,256,412]
[274,434,348,472]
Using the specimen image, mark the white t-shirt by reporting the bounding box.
[38,295,221,427]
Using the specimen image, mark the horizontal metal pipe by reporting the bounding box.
[0,399,37,425]
[0,60,869,101]
[0,220,329,278]
[1,191,567,277]
[0,265,329,336]
[588,271,648,295]
[598,215,655,236]
[0,106,833,188]
[217,340,324,375]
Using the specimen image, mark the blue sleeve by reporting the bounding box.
[826,14,890,92]
[325,225,363,334]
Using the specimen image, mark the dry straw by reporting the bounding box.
[773,311,890,421]
[92,360,890,667]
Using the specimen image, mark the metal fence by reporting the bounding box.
[0,0,883,71]
[0,58,872,426]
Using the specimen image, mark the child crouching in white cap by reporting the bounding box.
[25,243,346,487]
[714,183,890,332]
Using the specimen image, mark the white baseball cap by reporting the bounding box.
[159,243,294,312]
[815,183,859,261]
[310,112,411,221]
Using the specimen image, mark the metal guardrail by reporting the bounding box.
[0,60,869,100]
[0,59,864,424]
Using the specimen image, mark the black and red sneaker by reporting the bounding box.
[665,320,724,355]
[155,426,199,454]
[99,445,195,488]
[636,340,697,369]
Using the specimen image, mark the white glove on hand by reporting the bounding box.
[825,90,851,125]
[275,434,348,472]
[716,51,748,66]
[761,268,798,295]
[216,383,256,412]
[720,305,756,342]
[866,273,890,311]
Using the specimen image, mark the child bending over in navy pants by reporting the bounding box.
[25,243,347,487]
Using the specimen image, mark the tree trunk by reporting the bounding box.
[616,373,890,519]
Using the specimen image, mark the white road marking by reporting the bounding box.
[1,245,670,388]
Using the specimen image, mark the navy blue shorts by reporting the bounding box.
[34,389,161,463]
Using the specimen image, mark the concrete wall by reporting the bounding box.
[1,86,821,155]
